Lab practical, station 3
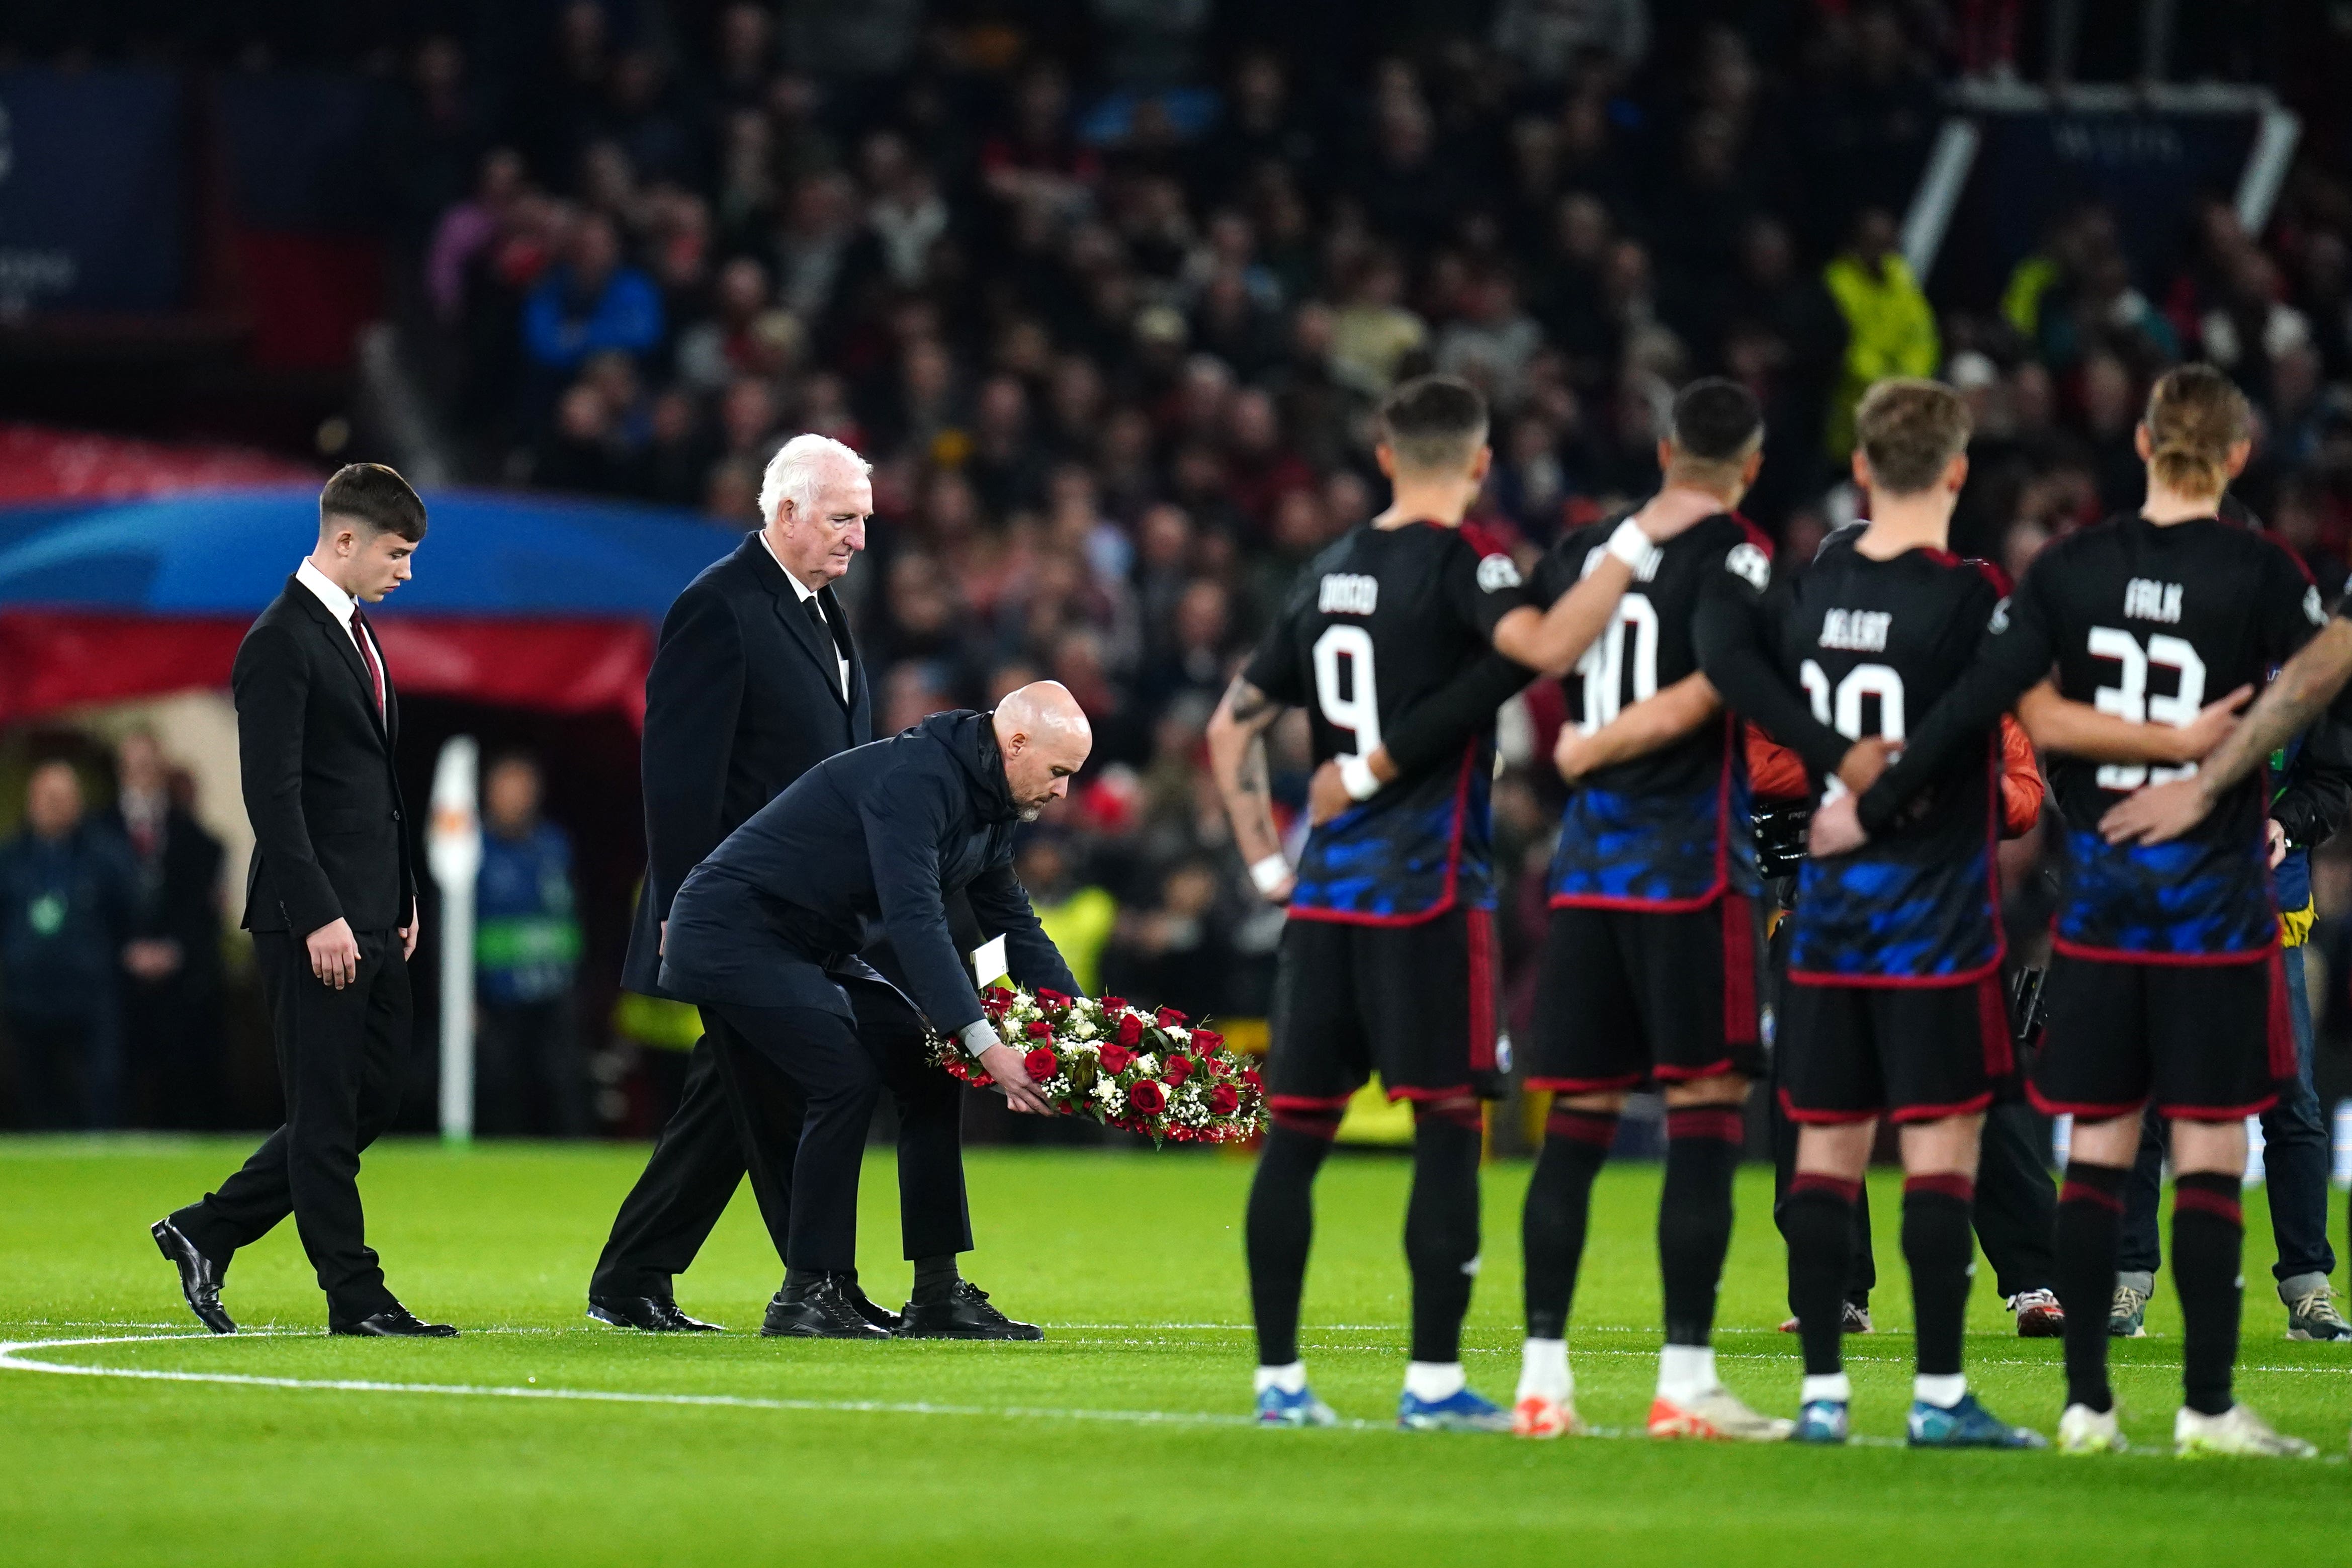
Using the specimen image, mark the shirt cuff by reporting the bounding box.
[957,1018,1000,1059]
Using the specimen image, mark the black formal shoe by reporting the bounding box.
[329,1303,459,1337]
[894,1281,1044,1341]
[151,1218,235,1335]
[760,1275,892,1339]
[842,1278,903,1335]
[586,1295,725,1332]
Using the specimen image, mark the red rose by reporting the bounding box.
[1192,1028,1224,1053]
[1207,1083,1240,1117]
[1242,1067,1264,1092]
[1162,1056,1192,1087]
[1025,1019,1054,1039]
[1098,1041,1135,1074]
[1116,1013,1144,1048]
[1127,1080,1167,1114]
[1023,1047,1060,1080]
[1100,996,1128,1013]
[1155,1006,1189,1028]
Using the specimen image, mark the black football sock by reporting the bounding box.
[782,1266,825,1294]
[911,1254,960,1305]
[1781,1173,1860,1378]
[2056,1160,2129,1414]
[1659,1105,1743,1347]
[2170,1171,2245,1417]
[1405,1103,1484,1365]
[1522,1106,1617,1340]
[1901,1174,1976,1381]
[1246,1113,1338,1366]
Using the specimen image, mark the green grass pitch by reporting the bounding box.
[1,1137,2343,1566]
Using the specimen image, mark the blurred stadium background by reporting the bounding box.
[2,0,2351,1159]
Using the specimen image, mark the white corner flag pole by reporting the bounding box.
[427,736,483,1145]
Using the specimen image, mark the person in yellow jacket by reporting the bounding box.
[1821,209,1939,461]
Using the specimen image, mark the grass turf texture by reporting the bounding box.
[1,1138,2343,1566]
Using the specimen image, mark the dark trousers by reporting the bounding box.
[2118,942,2335,1284]
[476,994,586,1137]
[587,972,970,1295]
[708,974,971,1275]
[7,1009,115,1130]
[176,928,410,1318]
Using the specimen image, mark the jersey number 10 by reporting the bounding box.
[2087,625,2206,790]
[1574,594,1660,733]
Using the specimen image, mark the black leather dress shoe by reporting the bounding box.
[842,1278,903,1335]
[151,1218,235,1335]
[895,1281,1044,1341]
[329,1302,459,1337]
[760,1275,892,1339]
[587,1295,725,1332]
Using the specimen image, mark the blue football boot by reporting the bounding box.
[1398,1385,1513,1432]
[1255,1383,1338,1428]
[1792,1399,1850,1445]
[1908,1391,2047,1449]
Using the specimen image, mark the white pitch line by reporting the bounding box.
[3,1331,2339,1461]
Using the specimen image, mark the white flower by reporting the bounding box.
[1075,1019,1097,1038]
[1134,1053,1158,1077]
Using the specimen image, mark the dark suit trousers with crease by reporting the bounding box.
[176,929,409,1318]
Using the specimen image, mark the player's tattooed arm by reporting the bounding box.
[1207,674,1294,900]
[2102,617,2352,845]
[1556,672,1721,783]
[2015,677,2253,764]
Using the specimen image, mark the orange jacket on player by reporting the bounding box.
[1745,716,2043,838]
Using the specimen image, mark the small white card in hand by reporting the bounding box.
[970,934,1008,989]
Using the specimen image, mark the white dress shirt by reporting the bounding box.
[296,557,387,712]
[760,532,850,701]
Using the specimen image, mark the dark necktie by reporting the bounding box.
[804,592,847,699]
[350,606,386,717]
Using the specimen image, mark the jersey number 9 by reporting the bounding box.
[1313,624,1381,760]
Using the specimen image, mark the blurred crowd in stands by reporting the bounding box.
[9,1,2352,1128]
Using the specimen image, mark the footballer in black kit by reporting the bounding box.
[1207,375,1710,1432]
[1843,365,2322,1456]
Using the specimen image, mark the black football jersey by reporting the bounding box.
[2002,516,2322,958]
[1759,536,2009,983]
[1244,520,1534,922]
[1535,511,1775,909]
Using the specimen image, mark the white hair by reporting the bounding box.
[758,433,872,527]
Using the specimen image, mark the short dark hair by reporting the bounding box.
[319,463,427,542]
[1668,378,1765,464]
[1854,378,1972,494]
[1376,375,1489,473]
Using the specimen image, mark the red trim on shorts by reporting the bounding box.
[2172,1185,2243,1224]
[1888,1091,1995,1124]
[1267,1093,1355,1113]
[1286,747,1476,927]
[1386,1081,1475,1103]
[1548,726,1734,913]
[1976,973,2015,1081]
[1721,890,1759,1046]
[1903,1172,1976,1202]
[2058,1181,2124,1213]
[2024,1083,2144,1119]
[1776,1087,1880,1125]
[1653,1058,1738,1083]
[2264,950,2297,1081]
[2048,935,2274,967]
[1788,1171,1863,1202]
[2157,1094,2281,1122]
[1466,906,1497,1075]
[1527,1072,1646,1094]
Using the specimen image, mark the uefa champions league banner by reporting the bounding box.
[0,68,187,314]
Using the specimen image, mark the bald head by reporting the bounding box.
[993,681,1092,820]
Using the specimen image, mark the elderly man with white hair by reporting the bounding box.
[588,433,985,1339]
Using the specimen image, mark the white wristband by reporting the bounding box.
[1249,853,1292,896]
[1606,517,1662,576]
[958,1018,1000,1059]
[1338,751,1381,801]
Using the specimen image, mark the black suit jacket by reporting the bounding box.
[660,710,1078,1033]
[106,802,226,986]
[621,533,872,996]
[235,578,415,935]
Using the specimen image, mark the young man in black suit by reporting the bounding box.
[585,434,971,1336]
[151,464,448,1337]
